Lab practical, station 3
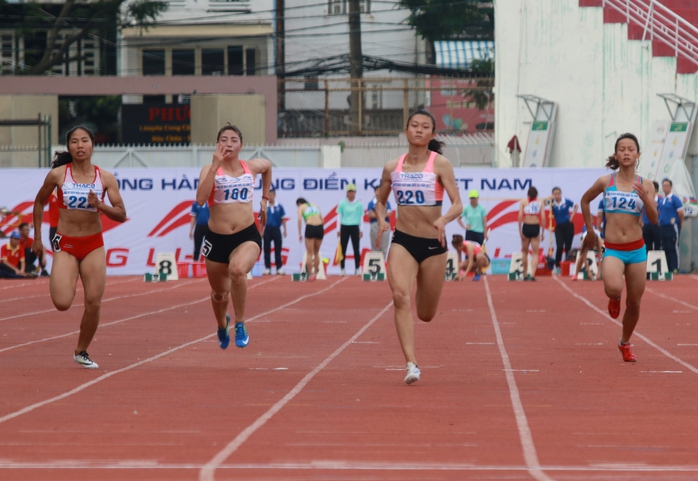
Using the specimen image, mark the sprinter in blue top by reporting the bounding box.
[580,133,657,362]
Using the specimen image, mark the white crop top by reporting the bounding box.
[208,161,255,206]
[58,164,105,213]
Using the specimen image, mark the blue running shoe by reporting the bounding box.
[473,274,481,281]
[235,322,249,348]
[217,314,230,349]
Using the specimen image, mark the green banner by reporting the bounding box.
[531,121,548,131]
[670,122,688,132]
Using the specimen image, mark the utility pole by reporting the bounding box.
[276,0,285,112]
[348,0,363,134]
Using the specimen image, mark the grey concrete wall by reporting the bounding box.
[0,76,278,144]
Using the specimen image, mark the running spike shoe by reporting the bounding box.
[405,362,421,385]
[217,314,230,349]
[235,322,249,348]
[73,350,98,369]
[618,341,637,362]
[608,296,621,319]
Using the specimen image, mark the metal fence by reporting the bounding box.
[341,134,493,168]
[0,116,52,168]
[0,134,493,169]
[278,76,493,138]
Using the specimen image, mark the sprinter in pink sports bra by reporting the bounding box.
[374,109,463,385]
[32,126,127,369]
[196,124,272,351]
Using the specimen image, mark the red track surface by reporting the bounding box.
[2,273,698,480]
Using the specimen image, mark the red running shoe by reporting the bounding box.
[308,274,316,282]
[608,296,621,319]
[618,342,637,362]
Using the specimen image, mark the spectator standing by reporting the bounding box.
[366,183,392,259]
[262,189,287,275]
[18,222,48,276]
[457,189,487,246]
[641,181,660,251]
[189,201,210,261]
[518,186,545,281]
[658,178,684,273]
[297,198,324,281]
[0,231,28,278]
[550,187,578,273]
[337,183,364,276]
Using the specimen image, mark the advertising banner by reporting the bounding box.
[522,121,550,168]
[1,167,606,276]
[642,120,698,217]
[121,104,191,145]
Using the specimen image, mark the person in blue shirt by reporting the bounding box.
[189,201,210,261]
[366,183,392,258]
[550,187,578,272]
[262,188,287,275]
[641,181,660,251]
[658,178,684,272]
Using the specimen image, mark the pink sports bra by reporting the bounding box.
[390,151,444,206]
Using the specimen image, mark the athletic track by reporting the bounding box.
[2,273,698,480]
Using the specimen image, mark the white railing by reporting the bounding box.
[604,0,698,69]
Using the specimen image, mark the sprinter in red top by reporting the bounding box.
[32,126,126,369]
[374,109,463,385]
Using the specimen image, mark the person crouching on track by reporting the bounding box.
[32,126,127,369]
[452,237,490,282]
[374,109,463,385]
[580,133,656,362]
[196,124,272,350]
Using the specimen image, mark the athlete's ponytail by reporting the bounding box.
[51,151,73,169]
[52,126,95,169]
[405,109,443,154]
[428,138,444,155]
[606,133,640,170]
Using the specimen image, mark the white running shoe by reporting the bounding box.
[340,269,346,276]
[404,362,420,385]
[263,268,271,275]
[73,351,98,369]
[276,268,285,275]
[355,268,361,276]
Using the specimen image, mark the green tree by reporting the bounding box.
[398,0,492,43]
[11,0,167,75]
[462,58,494,110]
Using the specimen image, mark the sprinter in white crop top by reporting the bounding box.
[195,124,272,352]
[372,109,463,386]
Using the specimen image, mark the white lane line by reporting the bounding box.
[3,460,698,472]
[0,277,139,304]
[0,277,345,426]
[645,286,698,312]
[0,276,136,293]
[552,276,698,375]
[483,277,554,481]
[0,277,280,354]
[199,298,393,481]
[689,275,698,281]
[0,279,205,322]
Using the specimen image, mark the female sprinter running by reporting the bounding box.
[32,126,126,369]
[196,124,272,349]
[296,198,324,281]
[518,186,545,281]
[580,133,656,362]
[375,109,462,385]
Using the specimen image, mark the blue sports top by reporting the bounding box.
[603,173,644,217]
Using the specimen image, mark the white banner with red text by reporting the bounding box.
[0,167,607,276]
